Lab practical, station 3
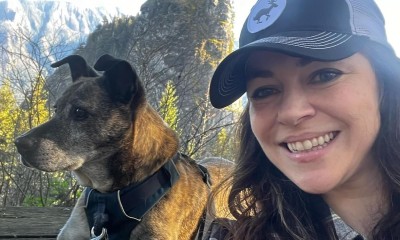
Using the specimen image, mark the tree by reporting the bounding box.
[0,23,81,207]
[0,79,20,206]
[20,75,50,130]
[159,81,179,131]
[0,79,19,153]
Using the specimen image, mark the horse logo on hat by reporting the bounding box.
[247,0,286,33]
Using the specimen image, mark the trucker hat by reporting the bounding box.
[209,0,394,109]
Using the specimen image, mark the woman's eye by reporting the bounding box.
[311,69,342,83]
[250,87,279,100]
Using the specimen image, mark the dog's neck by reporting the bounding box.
[73,104,180,193]
[111,104,179,189]
[73,161,114,192]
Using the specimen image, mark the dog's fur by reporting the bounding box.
[15,54,233,239]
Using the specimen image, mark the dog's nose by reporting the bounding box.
[14,136,35,154]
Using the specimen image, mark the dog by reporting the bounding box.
[14,54,233,240]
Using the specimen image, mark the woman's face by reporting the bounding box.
[246,51,381,194]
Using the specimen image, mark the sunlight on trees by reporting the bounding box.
[0,24,80,206]
[0,79,18,152]
[22,75,50,129]
[159,81,179,131]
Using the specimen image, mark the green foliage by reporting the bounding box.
[159,81,179,131]
[22,172,81,207]
[22,195,46,207]
[216,128,228,155]
[0,75,50,151]
[21,75,50,131]
[0,75,54,207]
[0,79,19,152]
[211,127,237,160]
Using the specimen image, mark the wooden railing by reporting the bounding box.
[0,207,71,239]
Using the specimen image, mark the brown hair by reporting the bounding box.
[367,44,400,238]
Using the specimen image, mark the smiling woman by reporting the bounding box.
[205,0,400,239]
[246,51,381,196]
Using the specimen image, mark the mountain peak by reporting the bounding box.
[0,0,133,73]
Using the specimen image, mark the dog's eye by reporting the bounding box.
[72,107,89,121]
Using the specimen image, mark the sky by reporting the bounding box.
[66,0,399,57]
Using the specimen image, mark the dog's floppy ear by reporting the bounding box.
[51,55,98,82]
[94,54,141,104]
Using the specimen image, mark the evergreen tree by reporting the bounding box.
[159,81,179,131]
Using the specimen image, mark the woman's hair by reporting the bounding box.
[210,42,400,239]
[367,43,400,238]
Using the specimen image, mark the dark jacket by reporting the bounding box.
[201,213,365,240]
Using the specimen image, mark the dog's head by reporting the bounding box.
[15,55,178,184]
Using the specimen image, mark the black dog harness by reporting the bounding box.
[84,158,180,240]
[84,155,211,240]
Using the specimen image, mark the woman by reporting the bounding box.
[206,0,400,239]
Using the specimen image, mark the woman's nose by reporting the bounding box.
[277,88,316,126]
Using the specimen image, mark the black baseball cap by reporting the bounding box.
[209,0,394,109]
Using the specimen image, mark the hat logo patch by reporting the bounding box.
[247,0,286,33]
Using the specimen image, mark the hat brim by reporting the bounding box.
[209,31,369,109]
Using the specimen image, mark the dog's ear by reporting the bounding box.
[51,55,98,82]
[94,54,141,104]
[93,54,120,71]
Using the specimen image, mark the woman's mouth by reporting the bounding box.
[285,132,338,153]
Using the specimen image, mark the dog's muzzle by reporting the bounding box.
[15,135,35,154]
[14,135,38,167]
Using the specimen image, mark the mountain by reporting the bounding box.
[69,0,234,103]
[0,0,131,76]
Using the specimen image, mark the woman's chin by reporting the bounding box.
[294,178,337,195]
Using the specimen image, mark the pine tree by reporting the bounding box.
[159,81,179,131]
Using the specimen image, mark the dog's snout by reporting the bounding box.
[14,136,36,154]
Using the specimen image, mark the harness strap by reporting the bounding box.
[195,163,213,240]
[197,164,212,188]
[90,190,108,236]
[85,157,180,240]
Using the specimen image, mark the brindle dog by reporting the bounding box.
[14,54,233,240]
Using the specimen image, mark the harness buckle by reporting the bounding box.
[90,227,108,240]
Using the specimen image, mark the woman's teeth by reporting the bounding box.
[287,132,335,153]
